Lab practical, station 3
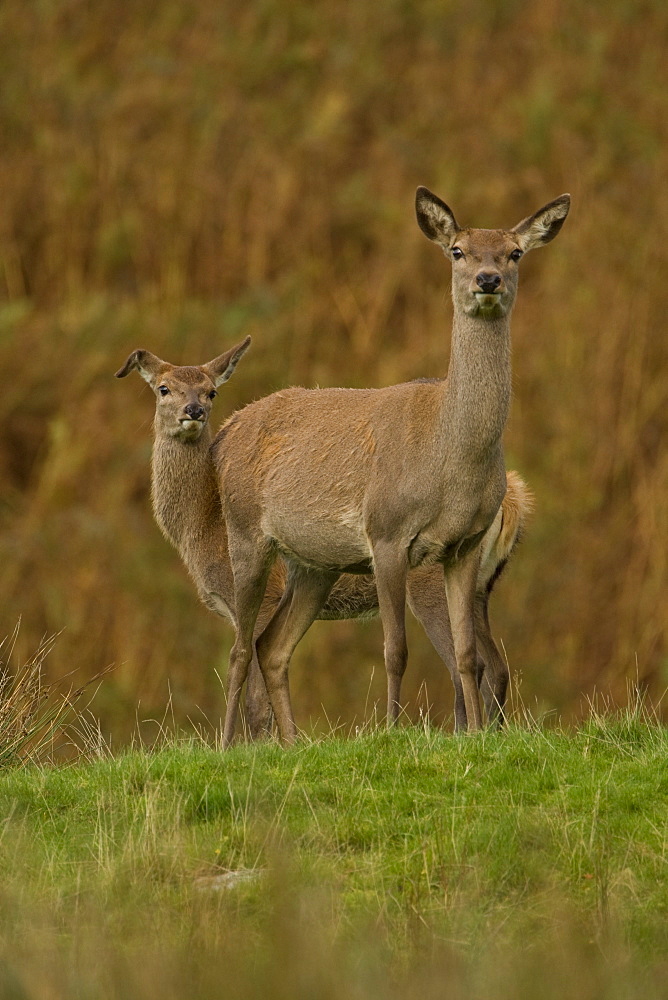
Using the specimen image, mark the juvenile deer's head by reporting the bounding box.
[115,336,251,442]
[415,188,570,320]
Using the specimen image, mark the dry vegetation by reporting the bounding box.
[0,0,666,738]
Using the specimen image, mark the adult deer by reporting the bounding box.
[115,339,530,735]
[214,188,569,744]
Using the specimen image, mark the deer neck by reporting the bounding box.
[150,424,223,555]
[150,423,237,622]
[440,307,512,462]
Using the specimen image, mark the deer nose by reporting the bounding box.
[476,272,501,294]
[184,403,205,420]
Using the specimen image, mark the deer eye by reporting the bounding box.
[208,390,217,400]
[451,247,464,260]
[510,248,523,262]
[158,385,170,396]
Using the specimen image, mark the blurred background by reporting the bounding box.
[1,0,666,742]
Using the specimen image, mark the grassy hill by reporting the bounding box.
[1,717,668,997]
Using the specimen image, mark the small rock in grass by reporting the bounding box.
[194,869,263,892]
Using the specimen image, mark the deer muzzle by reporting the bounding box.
[476,272,501,294]
[183,403,205,421]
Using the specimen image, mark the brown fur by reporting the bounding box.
[116,339,533,738]
[213,189,568,744]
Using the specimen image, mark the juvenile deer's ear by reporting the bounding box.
[415,187,460,249]
[115,349,166,383]
[201,336,251,387]
[512,194,570,252]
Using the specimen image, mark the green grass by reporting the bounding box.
[2,716,668,998]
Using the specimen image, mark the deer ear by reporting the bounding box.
[115,349,166,383]
[202,336,251,387]
[415,187,460,248]
[512,194,570,252]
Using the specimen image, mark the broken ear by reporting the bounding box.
[114,349,165,383]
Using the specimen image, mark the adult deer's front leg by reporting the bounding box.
[406,568,468,732]
[444,550,482,732]
[372,541,409,725]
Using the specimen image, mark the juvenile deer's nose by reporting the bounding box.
[476,272,501,294]
[184,403,205,420]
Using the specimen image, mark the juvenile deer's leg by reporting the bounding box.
[222,537,273,748]
[406,567,468,732]
[372,541,409,725]
[255,566,339,743]
[444,551,482,732]
[474,593,509,728]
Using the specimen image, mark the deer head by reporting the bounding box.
[415,188,570,320]
[115,336,251,442]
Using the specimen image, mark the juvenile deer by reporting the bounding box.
[214,188,569,744]
[115,340,531,735]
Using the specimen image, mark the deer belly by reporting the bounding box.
[265,509,372,573]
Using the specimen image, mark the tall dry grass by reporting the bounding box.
[0,0,666,738]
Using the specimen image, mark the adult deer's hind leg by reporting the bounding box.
[222,534,274,748]
[255,565,339,743]
[245,651,274,739]
[244,585,287,740]
[475,593,509,728]
[444,550,482,732]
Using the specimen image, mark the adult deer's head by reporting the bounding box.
[415,189,570,320]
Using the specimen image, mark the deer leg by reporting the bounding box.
[406,567,468,733]
[474,593,509,728]
[372,541,409,726]
[444,551,482,732]
[255,565,339,744]
[244,650,274,739]
[222,537,273,749]
[244,586,288,740]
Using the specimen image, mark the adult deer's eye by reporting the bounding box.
[158,385,170,396]
[208,390,217,400]
[510,248,523,262]
[451,247,464,260]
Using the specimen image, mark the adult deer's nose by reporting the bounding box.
[476,272,501,294]
[184,403,205,420]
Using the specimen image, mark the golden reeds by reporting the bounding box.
[0,0,666,736]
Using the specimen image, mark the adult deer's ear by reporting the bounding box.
[115,349,166,384]
[415,187,460,249]
[202,336,251,387]
[512,194,570,252]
